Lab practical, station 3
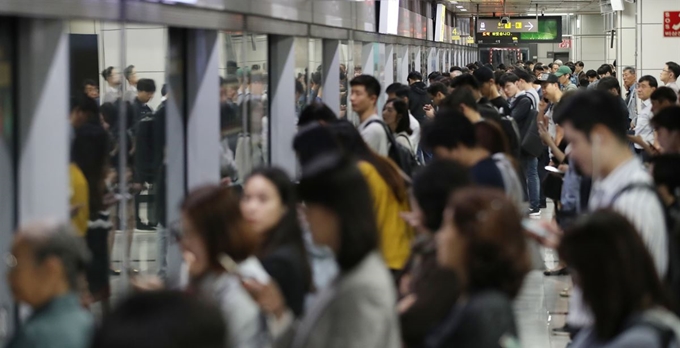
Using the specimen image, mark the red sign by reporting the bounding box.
[558,38,572,48]
[664,11,680,37]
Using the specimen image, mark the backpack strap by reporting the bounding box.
[609,182,659,207]
[365,119,399,151]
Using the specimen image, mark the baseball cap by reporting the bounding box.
[537,73,559,84]
[554,66,573,77]
[472,67,495,84]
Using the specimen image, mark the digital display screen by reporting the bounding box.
[475,16,562,44]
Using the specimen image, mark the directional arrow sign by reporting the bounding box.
[477,18,539,33]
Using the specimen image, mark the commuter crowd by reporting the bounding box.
[6,57,680,348]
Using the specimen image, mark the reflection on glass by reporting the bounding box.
[340,41,350,120]
[308,39,323,106]
[220,32,243,183]
[294,37,310,114]
[245,34,268,166]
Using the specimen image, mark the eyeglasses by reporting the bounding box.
[4,253,17,269]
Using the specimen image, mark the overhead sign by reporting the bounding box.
[451,27,461,41]
[558,38,572,48]
[475,16,562,44]
[466,37,475,44]
[664,11,680,37]
[477,18,538,33]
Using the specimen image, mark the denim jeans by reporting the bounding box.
[521,155,540,211]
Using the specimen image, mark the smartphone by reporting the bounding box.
[545,165,565,175]
[522,219,549,238]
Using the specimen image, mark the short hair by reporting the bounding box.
[101,66,114,80]
[298,153,378,271]
[137,78,156,93]
[394,85,411,99]
[421,109,476,150]
[386,82,404,95]
[666,61,680,79]
[450,73,480,91]
[161,83,168,97]
[293,122,342,166]
[596,76,621,96]
[440,87,478,112]
[428,71,442,81]
[18,222,91,291]
[623,66,636,75]
[475,120,510,155]
[586,69,598,78]
[70,93,100,122]
[512,68,533,83]
[123,65,135,80]
[350,75,381,98]
[650,154,680,193]
[597,64,613,75]
[297,102,338,127]
[466,63,477,71]
[92,291,226,348]
[407,71,423,81]
[638,75,659,88]
[412,160,471,231]
[427,82,448,97]
[83,79,97,88]
[499,73,519,86]
[450,66,462,73]
[651,105,680,131]
[181,185,257,265]
[576,61,585,68]
[533,65,544,73]
[559,209,670,340]
[447,188,529,299]
[385,98,412,135]
[554,90,628,143]
[311,71,322,85]
[650,87,678,104]
[579,78,590,88]
[295,79,304,94]
[547,62,555,70]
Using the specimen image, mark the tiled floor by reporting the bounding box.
[103,204,573,348]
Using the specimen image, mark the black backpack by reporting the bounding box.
[512,94,544,158]
[366,119,420,177]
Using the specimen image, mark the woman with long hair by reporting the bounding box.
[426,188,529,348]
[244,153,400,348]
[561,209,680,347]
[382,98,415,155]
[180,185,268,348]
[241,167,313,317]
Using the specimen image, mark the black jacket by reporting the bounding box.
[409,81,429,124]
[478,98,521,159]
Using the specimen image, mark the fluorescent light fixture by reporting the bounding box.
[577,19,581,28]
[456,5,464,8]
[526,13,574,16]
[460,8,467,11]
[450,0,458,3]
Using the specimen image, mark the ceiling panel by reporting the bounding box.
[447,0,602,16]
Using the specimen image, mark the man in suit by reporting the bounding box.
[6,221,93,348]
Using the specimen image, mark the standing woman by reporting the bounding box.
[241,167,313,317]
[244,153,400,348]
[382,98,415,155]
[180,185,269,348]
[426,188,529,348]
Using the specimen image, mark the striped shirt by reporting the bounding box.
[589,157,668,275]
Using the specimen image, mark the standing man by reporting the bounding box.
[574,61,585,81]
[100,66,121,104]
[407,71,429,125]
[6,221,94,348]
[350,75,388,156]
[634,75,658,154]
[473,67,510,116]
[123,65,139,103]
[555,66,578,92]
[660,61,680,95]
[512,68,540,108]
[622,67,638,128]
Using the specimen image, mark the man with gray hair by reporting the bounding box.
[6,220,93,348]
[623,66,638,128]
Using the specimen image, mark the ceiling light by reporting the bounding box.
[450,0,458,3]
[460,8,467,11]
[456,5,464,8]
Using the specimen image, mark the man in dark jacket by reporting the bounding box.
[407,71,429,125]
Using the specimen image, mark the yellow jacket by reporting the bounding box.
[69,163,89,236]
[358,161,413,270]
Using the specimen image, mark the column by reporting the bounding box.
[616,2,637,76]
[574,14,607,72]
[269,36,297,177]
[362,42,375,76]
[413,45,421,74]
[186,29,220,190]
[17,19,69,223]
[636,0,680,80]
[322,39,341,114]
[397,45,409,83]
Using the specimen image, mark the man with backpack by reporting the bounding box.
[501,72,543,216]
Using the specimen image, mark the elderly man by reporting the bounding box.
[623,67,638,128]
[6,221,93,348]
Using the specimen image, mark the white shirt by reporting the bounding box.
[359,114,389,157]
[634,99,654,150]
[666,80,680,95]
[524,88,540,110]
[408,112,420,150]
[589,157,668,275]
